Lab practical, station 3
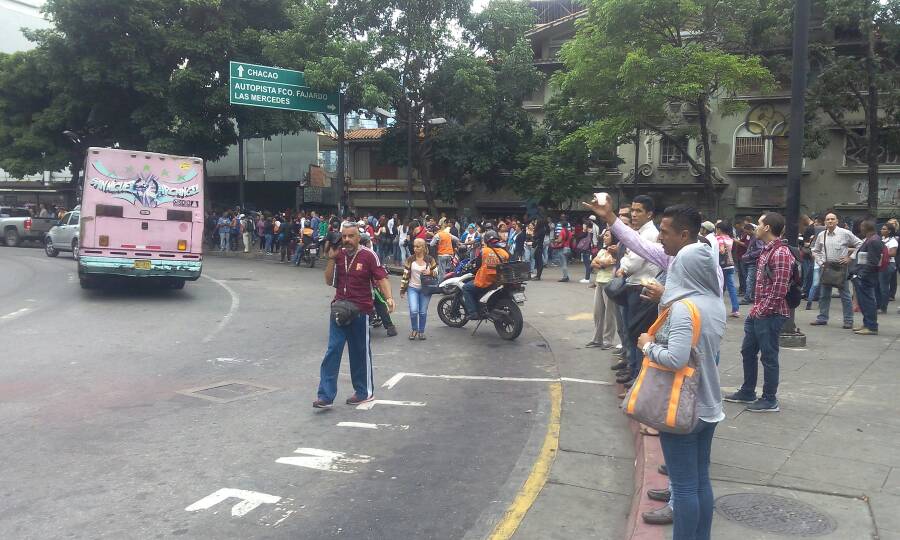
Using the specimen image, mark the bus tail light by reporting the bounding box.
[177,240,187,251]
[99,235,109,247]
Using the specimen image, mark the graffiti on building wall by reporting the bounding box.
[853,177,900,206]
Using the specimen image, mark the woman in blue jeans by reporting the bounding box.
[716,221,740,317]
[400,238,438,340]
[637,240,726,540]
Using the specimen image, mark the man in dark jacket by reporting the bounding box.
[851,219,884,335]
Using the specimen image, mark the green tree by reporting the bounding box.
[554,0,776,209]
[0,0,317,188]
[807,0,900,214]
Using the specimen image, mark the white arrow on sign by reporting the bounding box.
[276,447,372,473]
[186,488,280,517]
[326,104,336,111]
[237,65,244,77]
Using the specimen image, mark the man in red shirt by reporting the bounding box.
[314,222,394,409]
[724,212,794,413]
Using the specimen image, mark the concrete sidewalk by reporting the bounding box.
[519,267,899,540]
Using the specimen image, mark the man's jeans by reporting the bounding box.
[438,255,453,279]
[406,286,431,333]
[743,264,757,302]
[739,315,787,401]
[317,313,374,403]
[557,247,570,279]
[659,420,717,540]
[816,281,853,325]
[462,281,486,315]
[808,264,821,301]
[219,231,230,251]
[853,275,879,331]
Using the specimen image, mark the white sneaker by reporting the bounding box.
[579,279,590,284]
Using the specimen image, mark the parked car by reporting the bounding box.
[1,208,58,247]
[44,209,81,258]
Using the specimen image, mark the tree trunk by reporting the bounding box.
[864,8,879,215]
[69,151,83,208]
[696,96,717,214]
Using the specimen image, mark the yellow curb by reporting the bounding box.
[488,381,562,540]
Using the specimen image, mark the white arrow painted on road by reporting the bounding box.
[337,421,410,430]
[355,399,427,410]
[186,488,280,517]
[237,65,244,77]
[276,447,372,473]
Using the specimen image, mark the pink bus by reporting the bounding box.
[76,147,205,289]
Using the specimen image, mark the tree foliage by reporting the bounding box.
[0,0,319,185]
[553,0,777,208]
[807,0,900,213]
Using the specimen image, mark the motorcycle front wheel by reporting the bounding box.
[492,298,524,340]
[437,296,469,328]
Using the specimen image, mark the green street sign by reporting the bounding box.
[229,61,339,114]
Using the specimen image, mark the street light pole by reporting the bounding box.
[781,0,810,347]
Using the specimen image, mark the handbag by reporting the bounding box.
[623,300,702,435]
[330,299,361,327]
[820,234,848,289]
[604,275,631,305]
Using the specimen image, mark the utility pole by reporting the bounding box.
[406,103,414,221]
[781,0,810,347]
[335,92,346,218]
[238,136,245,210]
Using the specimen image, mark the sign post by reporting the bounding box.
[229,61,339,115]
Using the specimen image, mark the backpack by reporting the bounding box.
[877,244,890,272]
[764,245,802,309]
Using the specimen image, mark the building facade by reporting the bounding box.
[523,0,900,219]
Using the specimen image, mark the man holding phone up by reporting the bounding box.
[313,222,395,409]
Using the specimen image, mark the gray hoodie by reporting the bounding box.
[646,242,726,421]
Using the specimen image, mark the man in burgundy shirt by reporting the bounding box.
[724,212,794,413]
[314,222,394,409]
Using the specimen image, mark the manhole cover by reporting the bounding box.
[715,493,837,536]
[178,380,279,403]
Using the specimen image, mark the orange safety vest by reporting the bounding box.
[474,246,509,288]
[437,230,455,256]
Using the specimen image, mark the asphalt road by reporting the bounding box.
[0,246,559,539]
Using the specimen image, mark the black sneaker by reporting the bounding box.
[312,399,333,409]
[746,398,780,412]
[723,390,756,404]
[385,325,398,337]
[610,359,628,371]
[558,277,569,282]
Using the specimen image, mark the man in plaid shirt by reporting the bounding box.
[725,212,794,413]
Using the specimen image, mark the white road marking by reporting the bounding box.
[276,447,372,473]
[186,488,281,517]
[355,399,427,410]
[381,372,612,389]
[200,275,240,344]
[1,308,31,321]
[337,421,410,430]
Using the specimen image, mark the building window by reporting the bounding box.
[771,136,789,167]
[660,137,688,166]
[733,124,765,168]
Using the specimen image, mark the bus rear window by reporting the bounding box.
[167,210,192,222]
[96,204,123,217]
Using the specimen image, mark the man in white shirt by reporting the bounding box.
[810,213,861,328]
[615,195,661,385]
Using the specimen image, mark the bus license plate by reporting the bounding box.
[134,260,152,270]
[513,292,526,304]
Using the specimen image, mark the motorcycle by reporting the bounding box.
[300,236,317,268]
[436,260,528,340]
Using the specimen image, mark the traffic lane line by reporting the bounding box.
[199,274,240,344]
[0,307,31,321]
[488,381,562,540]
[382,371,612,389]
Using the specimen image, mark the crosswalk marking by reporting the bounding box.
[276,447,372,473]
